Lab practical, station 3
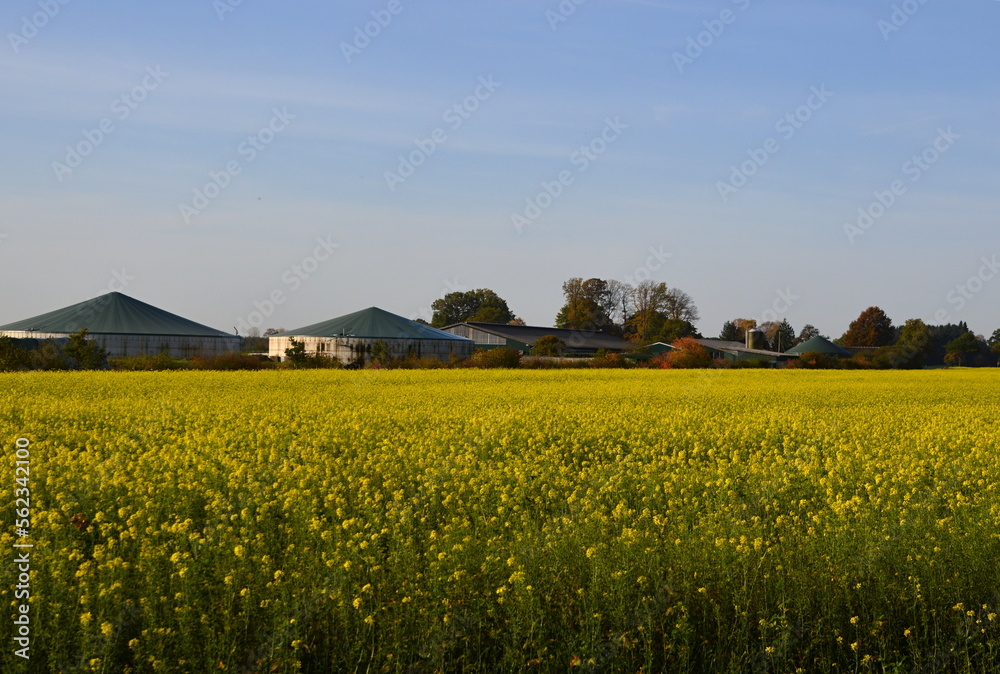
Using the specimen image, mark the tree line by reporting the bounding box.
[424,282,1000,367]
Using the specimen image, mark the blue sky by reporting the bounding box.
[2,0,998,338]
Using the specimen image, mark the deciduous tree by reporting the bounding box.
[841,307,894,347]
[431,289,516,327]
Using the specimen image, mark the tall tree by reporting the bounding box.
[627,280,670,343]
[555,277,613,331]
[767,319,795,353]
[888,318,934,369]
[945,331,980,366]
[431,289,516,327]
[990,329,1000,366]
[795,324,822,345]
[663,288,700,324]
[603,279,634,331]
[841,307,894,347]
[719,321,739,342]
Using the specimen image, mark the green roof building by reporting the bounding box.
[269,307,474,364]
[784,336,852,358]
[0,292,240,358]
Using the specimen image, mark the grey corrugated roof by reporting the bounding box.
[447,322,631,351]
[286,307,472,341]
[694,339,789,358]
[0,292,235,337]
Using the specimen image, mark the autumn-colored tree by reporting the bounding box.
[841,307,895,347]
[663,337,713,368]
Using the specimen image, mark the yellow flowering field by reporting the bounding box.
[2,369,1000,672]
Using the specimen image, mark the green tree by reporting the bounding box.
[992,341,1000,367]
[719,321,739,341]
[890,318,934,369]
[625,280,670,343]
[431,289,516,327]
[64,329,108,369]
[945,332,979,366]
[284,339,310,367]
[656,318,699,344]
[842,307,895,347]
[555,278,614,332]
[773,319,796,353]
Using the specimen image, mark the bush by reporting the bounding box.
[64,329,109,370]
[660,338,713,369]
[0,337,30,372]
[531,335,566,356]
[789,351,837,369]
[468,347,521,369]
[589,352,633,369]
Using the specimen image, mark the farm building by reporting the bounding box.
[785,336,852,358]
[442,322,631,355]
[650,334,796,365]
[0,292,241,358]
[270,307,474,364]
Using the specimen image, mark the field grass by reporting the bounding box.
[2,369,1000,672]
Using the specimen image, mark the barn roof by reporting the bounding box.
[0,292,234,337]
[445,322,631,351]
[285,307,472,341]
[784,336,852,357]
